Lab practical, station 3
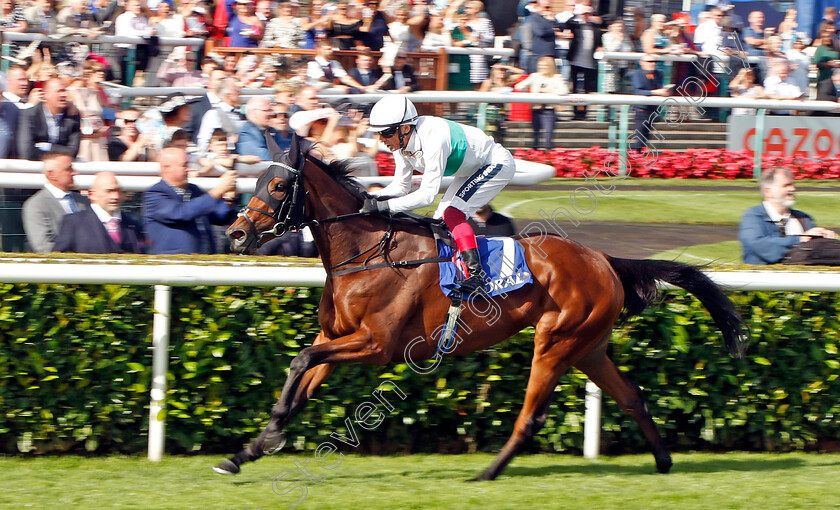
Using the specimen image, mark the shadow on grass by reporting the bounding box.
[499,456,829,479]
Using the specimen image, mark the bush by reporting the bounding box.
[1,284,839,455]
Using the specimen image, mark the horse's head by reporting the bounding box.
[227,158,307,254]
[227,134,371,254]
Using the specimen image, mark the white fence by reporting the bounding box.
[0,158,556,191]
[1,259,838,460]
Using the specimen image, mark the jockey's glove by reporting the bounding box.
[360,197,390,214]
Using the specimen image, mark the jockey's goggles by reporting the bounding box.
[378,125,401,138]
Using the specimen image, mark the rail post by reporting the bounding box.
[148,284,172,462]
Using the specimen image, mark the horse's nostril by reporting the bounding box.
[229,230,246,241]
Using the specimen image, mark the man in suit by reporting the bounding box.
[2,65,32,110]
[1,66,26,157]
[629,55,670,151]
[236,96,285,160]
[383,53,421,93]
[348,50,385,94]
[187,68,228,144]
[0,67,29,249]
[17,78,81,161]
[22,151,90,252]
[815,69,840,115]
[288,85,319,116]
[53,172,145,253]
[196,77,245,153]
[306,40,366,92]
[739,166,838,265]
[143,147,238,254]
[0,102,14,159]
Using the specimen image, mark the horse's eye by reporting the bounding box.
[268,178,287,200]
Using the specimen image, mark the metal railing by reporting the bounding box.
[0,157,556,191]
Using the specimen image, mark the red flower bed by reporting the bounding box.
[375,149,840,180]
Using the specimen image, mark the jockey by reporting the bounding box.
[361,95,516,295]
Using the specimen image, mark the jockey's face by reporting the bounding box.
[379,124,410,152]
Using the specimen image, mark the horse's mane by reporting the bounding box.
[302,150,369,203]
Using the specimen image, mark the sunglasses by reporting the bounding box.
[379,126,399,137]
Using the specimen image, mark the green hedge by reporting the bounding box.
[1,284,839,455]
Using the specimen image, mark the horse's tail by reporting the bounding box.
[607,257,750,360]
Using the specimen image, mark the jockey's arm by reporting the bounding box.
[379,138,446,213]
[370,155,412,199]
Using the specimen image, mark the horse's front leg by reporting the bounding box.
[215,329,384,474]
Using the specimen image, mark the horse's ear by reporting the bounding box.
[288,133,303,168]
[265,128,286,163]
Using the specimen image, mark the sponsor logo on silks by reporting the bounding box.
[456,163,502,201]
[485,271,531,293]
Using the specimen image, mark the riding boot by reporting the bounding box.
[458,248,487,297]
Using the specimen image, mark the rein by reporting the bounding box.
[325,216,449,278]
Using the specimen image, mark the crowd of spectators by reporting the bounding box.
[1,0,839,258]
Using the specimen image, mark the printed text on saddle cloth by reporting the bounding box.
[437,237,533,299]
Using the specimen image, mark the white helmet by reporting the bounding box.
[368,95,418,132]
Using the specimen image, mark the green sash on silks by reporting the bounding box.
[444,120,467,176]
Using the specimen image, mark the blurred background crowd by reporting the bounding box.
[0,0,834,256]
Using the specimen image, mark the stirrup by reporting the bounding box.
[438,292,463,355]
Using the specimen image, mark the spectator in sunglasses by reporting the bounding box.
[270,103,292,151]
[109,108,156,162]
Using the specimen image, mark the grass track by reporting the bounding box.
[3,452,840,509]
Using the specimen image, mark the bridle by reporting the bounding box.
[238,160,306,242]
[236,153,370,251]
[236,153,448,277]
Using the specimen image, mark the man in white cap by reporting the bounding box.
[362,95,516,296]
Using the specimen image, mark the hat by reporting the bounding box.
[289,108,337,137]
[158,93,189,115]
[234,0,251,4]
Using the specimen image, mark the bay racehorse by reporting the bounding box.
[216,137,748,480]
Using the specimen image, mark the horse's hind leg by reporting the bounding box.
[574,344,672,473]
[472,344,570,481]
[214,361,336,475]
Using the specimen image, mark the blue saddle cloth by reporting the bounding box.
[437,236,533,299]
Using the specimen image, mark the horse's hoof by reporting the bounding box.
[262,432,287,455]
[467,472,495,482]
[213,459,240,475]
[656,457,672,474]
